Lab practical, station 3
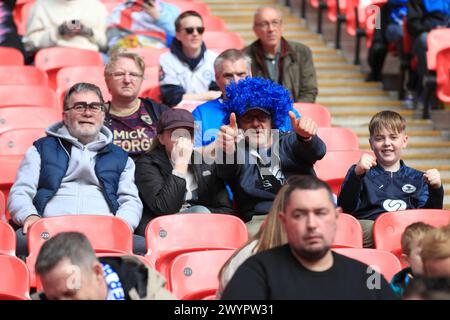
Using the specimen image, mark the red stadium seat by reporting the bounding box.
[314,150,373,181]
[333,213,363,248]
[169,249,235,299]
[203,31,245,51]
[324,177,345,197]
[16,1,34,35]
[0,255,31,300]
[436,47,450,103]
[174,100,203,112]
[26,215,134,287]
[0,220,16,255]
[145,213,247,282]
[127,47,170,68]
[34,47,103,90]
[426,28,450,72]
[317,127,360,151]
[0,190,6,222]
[333,248,402,281]
[0,85,58,109]
[56,66,111,107]
[165,0,211,16]
[0,128,46,156]
[327,0,347,22]
[0,66,48,86]
[202,16,227,31]
[0,106,61,135]
[0,155,23,217]
[373,209,450,260]
[293,102,332,127]
[0,47,24,65]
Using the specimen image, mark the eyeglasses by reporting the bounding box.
[254,19,282,29]
[65,101,105,114]
[109,71,143,81]
[184,26,205,35]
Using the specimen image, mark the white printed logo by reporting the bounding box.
[402,184,416,193]
[383,199,407,212]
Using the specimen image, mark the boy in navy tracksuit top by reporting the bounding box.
[338,111,444,247]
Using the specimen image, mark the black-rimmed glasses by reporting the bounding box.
[65,101,105,114]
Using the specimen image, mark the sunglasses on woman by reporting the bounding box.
[184,26,205,35]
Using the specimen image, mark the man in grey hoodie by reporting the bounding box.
[8,82,144,256]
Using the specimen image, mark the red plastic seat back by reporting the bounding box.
[0,255,31,300]
[314,150,372,181]
[0,155,23,218]
[202,16,227,31]
[426,28,450,71]
[0,220,15,255]
[56,66,111,108]
[26,215,134,287]
[0,85,58,109]
[127,47,170,68]
[327,0,347,22]
[373,209,450,252]
[333,248,402,281]
[436,47,450,103]
[333,213,363,248]
[169,249,235,299]
[0,66,48,86]
[16,1,34,35]
[166,0,211,16]
[0,47,24,66]
[317,127,360,151]
[364,0,387,47]
[293,103,332,127]
[203,31,245,51]
[0,106,61,135]
[0,190,6,222]
[35,47,103,90]
[145,214,247,278]
[0,128,46,156]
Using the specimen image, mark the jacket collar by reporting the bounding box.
[371,160,407,176]
[170,38,207,71]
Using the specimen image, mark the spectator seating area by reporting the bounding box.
[1,0,449,300]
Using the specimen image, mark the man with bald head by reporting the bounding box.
[244,7,318,103]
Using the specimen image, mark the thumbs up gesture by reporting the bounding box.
[289,111,318,141]
[217,113,239,154]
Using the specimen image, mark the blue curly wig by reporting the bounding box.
[221,77,293,129]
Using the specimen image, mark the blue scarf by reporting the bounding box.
[102,263,126,300]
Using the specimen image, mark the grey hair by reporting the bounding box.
[63,82,105,111]
[214,49,252,75]
[35,232,98,276]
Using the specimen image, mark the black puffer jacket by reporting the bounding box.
[134,145,234,235]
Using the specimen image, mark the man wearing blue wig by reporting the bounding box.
[215,77,326,234]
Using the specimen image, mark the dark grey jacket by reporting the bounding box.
[244,38,318,103]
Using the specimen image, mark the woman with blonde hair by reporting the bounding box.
[216,184,289,298]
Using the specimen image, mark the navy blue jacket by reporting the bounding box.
[338,160,444,221]
[33,136,129,215]
[217,132,326,222]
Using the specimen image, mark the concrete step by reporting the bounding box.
[332,118,433,129]
[355,130,443,137]
[320,100,404,107]
[360,141,450,149]
[319,88,386,94]
[318,82,382,88]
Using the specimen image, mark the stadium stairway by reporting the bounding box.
[202,0,450,209]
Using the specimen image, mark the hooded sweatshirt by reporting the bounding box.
[8,122,142,230]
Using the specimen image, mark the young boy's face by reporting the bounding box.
[369,127,408,169]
